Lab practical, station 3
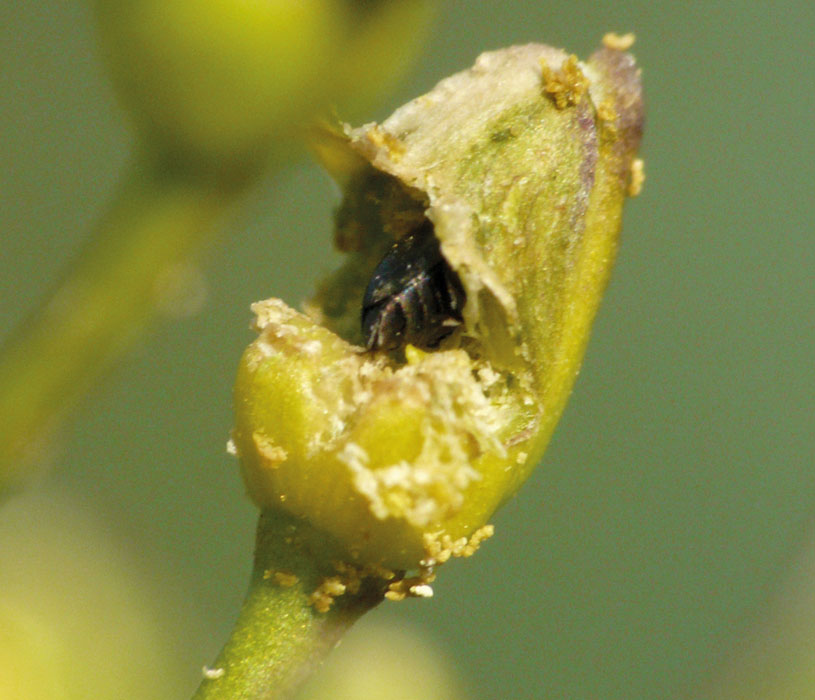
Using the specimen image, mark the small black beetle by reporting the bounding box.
[361,222,466,352]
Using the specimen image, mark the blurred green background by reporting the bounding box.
[2,2,814,698]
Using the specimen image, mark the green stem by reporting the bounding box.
[0,151,253,493]
[193,508,385,700]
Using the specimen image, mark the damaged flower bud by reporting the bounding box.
[232,37,644,572]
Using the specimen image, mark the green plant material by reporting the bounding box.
[0,490,187,699]
[0,0,434,492]
[0,155,243,492]
[298,619,467,700]
[193,509,388,700]
[95,0,436,167]
[233,37,645,574]
[702,536,815,700]
[0,602,65,700]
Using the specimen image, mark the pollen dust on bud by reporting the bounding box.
[252,431,288,470]
[421,525,496,567]
[309,577,348,613]
[263,569,299,587]
[385,525,496,602]
[541,54,588,109]
[385,571,437,602]
[597,97,620,139]
[308,561,398,613]
[366,125,406,162]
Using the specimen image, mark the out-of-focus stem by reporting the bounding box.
[193,508,385,700]
[0,151,253,493]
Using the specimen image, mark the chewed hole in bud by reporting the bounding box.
[361,220,467,355]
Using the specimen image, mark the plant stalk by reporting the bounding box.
[0,150,253,493]
[193,508,385,700]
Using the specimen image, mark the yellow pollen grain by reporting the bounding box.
[597,98,618,126]
[262,569,299,587]
[628,158,646,197]
[385,568,437,602]
[252,431,288,469]
[367,125,406,161]
[307,561,398,611]
[457,524,495,557]
[274,571,299,587]
[602,32,636,51]
[541,54,588,109]
[309,576,348,613]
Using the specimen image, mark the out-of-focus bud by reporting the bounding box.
[233,37,644,572]
[94,0,435,165]
[0,492,186,698]
[298,620,467,700]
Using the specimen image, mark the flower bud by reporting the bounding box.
[233,38,644,571]
[95,0,434,165]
